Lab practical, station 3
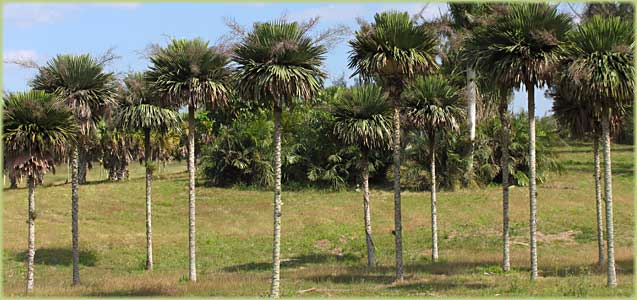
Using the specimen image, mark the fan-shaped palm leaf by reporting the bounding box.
[146,38,230,108]
[331,85,392,151]
[403,75,465,134]
[465,3,572,88]
[349,11,438,84]
[233,20,327,108]
[3,90,78,179]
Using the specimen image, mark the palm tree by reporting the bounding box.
[465,3,572,279]
[549,76,608,268]
[146,38,230,282]
[331,84,392,268]
[31,54,115,285]
[446,3,490,182]
[478,82,514,271]
[348,11,438,280]
[113,72,181,271]
[3,90,79,293]
[562,16,633,287]
[233,20,326,297]
[403,75,464,262]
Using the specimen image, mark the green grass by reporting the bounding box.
[2,144,634,297]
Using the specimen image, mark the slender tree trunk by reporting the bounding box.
[430,135,438,262]
[499,97,511,272]
[71,147,80,285]
[270,106,283,298]
[466,68,477,184]
[144,129,154,271]
[361,152,375,268]
[392,97,404,281]
[601,111,617,287]
[26,176,36,293]
[593,136,605,268]
[67,157,71,183]
[187,104,197,282]
[526,82,538,280]
[78,149,88,185]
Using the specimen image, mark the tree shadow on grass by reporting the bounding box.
[89,287,177,297]
[223,253,359,272]
[541,259,634,277]
[389,280,489,292]
[15,248,97,266]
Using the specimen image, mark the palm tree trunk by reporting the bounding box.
[526,82,538,280]
[499,97,511,272]
[593,136,605,268]
[430,135,438,262]
[144,129,154,271]
[601,111,617,287]
[270,105,283,298]
[71,147,80,285]
[26,175,36,293]
[466,68,477,184]
[187,104,197,282]
[67,157,71,183]
[392,101,404,281]
[78,148,87,185]
[361,151,375,268]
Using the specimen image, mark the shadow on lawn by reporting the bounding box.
[89,287,177,297]
[541,259,633,277]
[389,280,489,291]
[303,258,634,285]
[223,253,358,272]
[561,160,633,176]
[15,248,97,266]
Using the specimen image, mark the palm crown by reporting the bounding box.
[146,38,231,109]
[349,11,439,84]
[30,54,116,136]
[3,90,79,180]
[403,75,465,134]
[114,72,181,133]
[465,3,572,88]
[331,84,392,152]
[564,16,633,116]
[233,20,327,108]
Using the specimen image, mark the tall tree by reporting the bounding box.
[562,16,633,287]
[349,11,438,280]
[31,54,115,285]
[113,72,181,271]
[446,3,490,183]
[403,75,464,262]
[465,3,572,279]
[233,20,327,297]
[331,84,392,268]
[550,76,609,268]
[147,38,231,282]
[3,90,78,293]
[480,83,514,271]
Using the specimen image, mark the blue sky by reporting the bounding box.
[3,2,584,116]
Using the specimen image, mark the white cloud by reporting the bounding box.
[96,3,143,10]
[3,2,142,28]
[288,4,367,22]
[3,49,39,62]
[3,3,79,28]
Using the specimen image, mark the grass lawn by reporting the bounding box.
[2,143,634,297]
